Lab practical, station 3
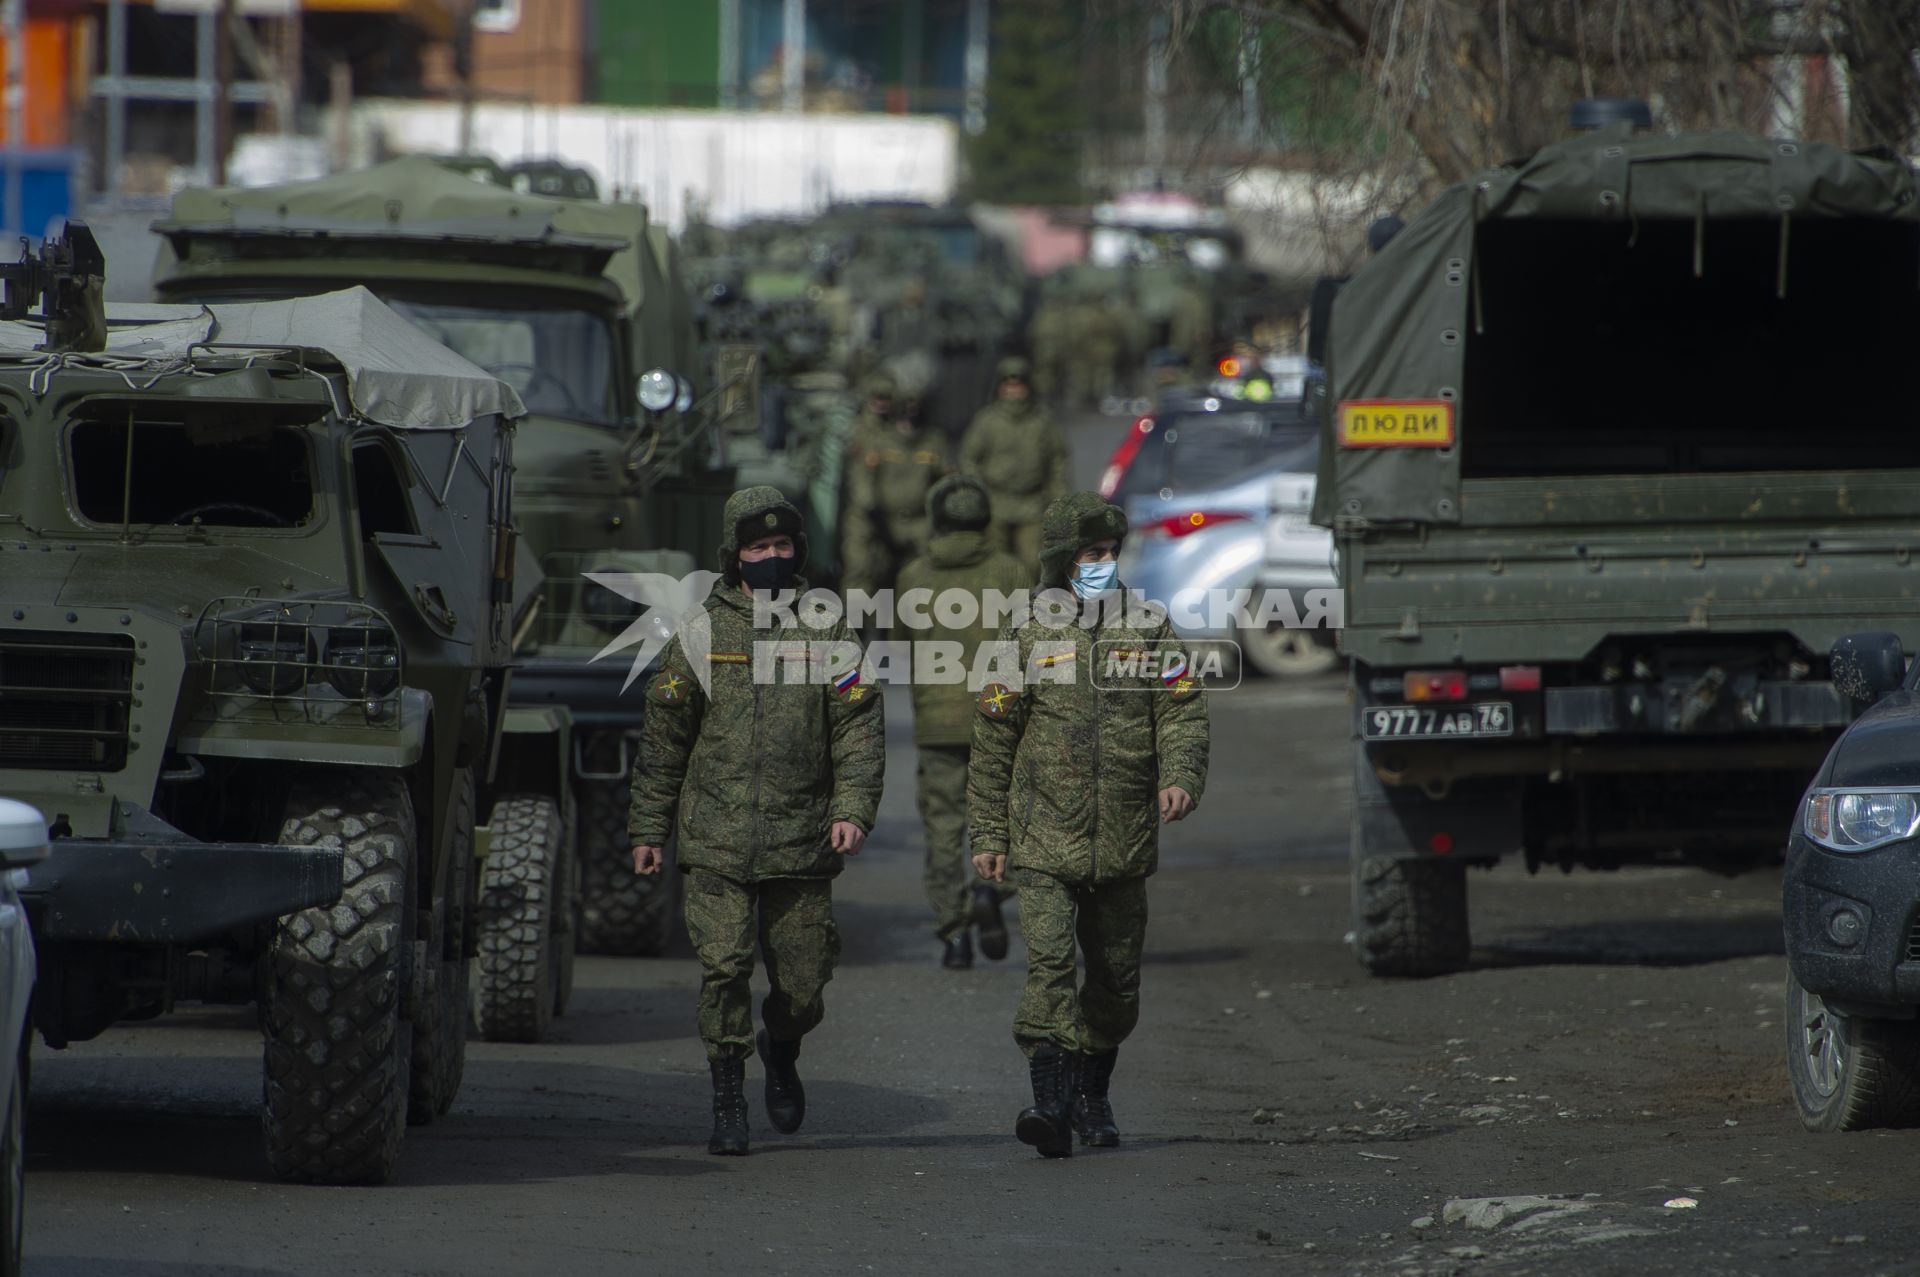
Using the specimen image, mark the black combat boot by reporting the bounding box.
[755,1029,806,1134]
[942,930,974,969]
[1071,1048,1120,1147]
[972,885,1009,961]
[708,1057,750,1156]
[1014,1045,1074,1158]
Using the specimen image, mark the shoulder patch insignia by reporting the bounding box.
[649,670,690,705]
[832,663,869,703]
[1166,675,1201,702]
[977,682,1018,718]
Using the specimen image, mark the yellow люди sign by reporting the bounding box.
[1337,399,1454,448]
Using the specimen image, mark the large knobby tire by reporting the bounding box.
[574,742,680,956]
[263,768,414,1185]
[1786,970,1920,1132]
[472,794,568,1043]
[409,768,475,1125]
[1352,853,1471,977]
[554,815,578,1019]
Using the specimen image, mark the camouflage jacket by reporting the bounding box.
[959,402,1068,526]
[967,594,1209,883]
[846,418,950,547]
[627,581,886,880]
[894,530,1031,748]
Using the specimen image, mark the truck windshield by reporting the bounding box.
[385,297,619,425]
[1462,217,1920,478]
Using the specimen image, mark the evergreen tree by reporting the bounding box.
[964,1,1087,205]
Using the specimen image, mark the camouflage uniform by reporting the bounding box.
[967,492,1210,1058]
[628,487,886,1060]
[895,475,1030,941]
[842,406,949,600]
[959,358,1068,570]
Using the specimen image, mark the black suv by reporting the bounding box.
[1783,631,1920,1131]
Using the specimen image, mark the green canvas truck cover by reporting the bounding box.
[152,155,680,371]
[1312,126,1920,527]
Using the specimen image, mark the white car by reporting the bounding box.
[0,799,43,1277]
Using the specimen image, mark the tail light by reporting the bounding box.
[1499,665,1542,692]
[1217,356,1242,378]
[1098,416,1155,499]
[1403,669,1468,701]
[1139,510,1250,539]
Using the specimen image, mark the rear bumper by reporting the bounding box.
[20,838,344,943]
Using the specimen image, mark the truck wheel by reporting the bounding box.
[1786,971,1920,1132]
[472,795,566,1043]
[554,824,578,1019]
[1352,853,1471,977]
[1240,624,1339,678]
[263,769,414,1185]
[574,745,680,956]
[409,768,474,1125]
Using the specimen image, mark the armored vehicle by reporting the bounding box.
[1315,125,1920,976]
[152,157,724,977]
[0,241,528,1182]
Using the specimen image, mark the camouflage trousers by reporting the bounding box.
[683,869,840,1060]
[1011,869,1148,1057]
[917,745,1013,940]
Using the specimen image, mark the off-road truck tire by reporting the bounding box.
[574,737,680,956]
[409,768,475,1124]
[263,768,415,1185]
[554,818,578,1019]
[1352,852,1471,977]
[472,794,566,1043]
[1786,971,1920,1132]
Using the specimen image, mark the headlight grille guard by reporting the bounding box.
[192,597,405,729]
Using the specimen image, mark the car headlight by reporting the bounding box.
[637,368,677,413]
[1804,789,1920,852]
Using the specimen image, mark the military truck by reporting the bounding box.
[1314,121,1920,976]
[0,229,528,1182]
[151,157,725,980]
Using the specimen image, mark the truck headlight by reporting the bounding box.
[236,624,312,695]
[1805,789,1920,852]
[324,627,400,698]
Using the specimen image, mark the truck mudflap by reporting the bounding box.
[20,839,345,943]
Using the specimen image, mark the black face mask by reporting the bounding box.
[738,553,798,593]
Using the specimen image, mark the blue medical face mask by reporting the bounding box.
[1072,559,1119,598]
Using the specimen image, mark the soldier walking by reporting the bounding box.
[895,475,1029,970]
[967,492,1210,1157]
[842,376,949,600]
[628,486,885,1156]
[959,357,1068,569]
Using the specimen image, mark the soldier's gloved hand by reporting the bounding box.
[830,820,867,856]
[972,852,1007,883]
[1158,786,1195,824]
[631,844,665,875]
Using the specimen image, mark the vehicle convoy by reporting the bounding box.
[1782,633,1920,1132]
[0,226,530,1182]
[1314,117,1920,976]
[151,157,726,974]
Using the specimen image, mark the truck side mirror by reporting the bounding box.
[0,797,49,869]
[1830,632,1907,706]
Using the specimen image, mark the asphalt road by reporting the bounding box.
[21,413,1920,1276]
